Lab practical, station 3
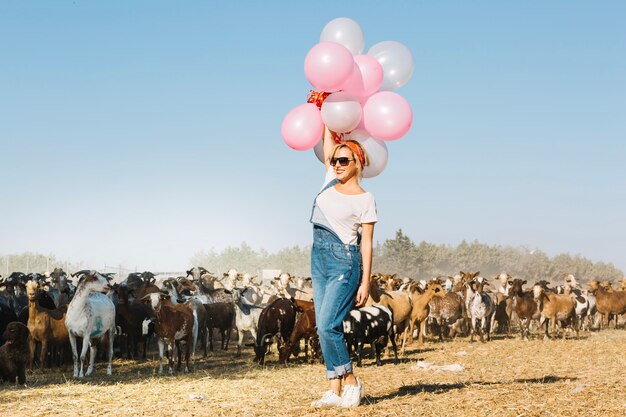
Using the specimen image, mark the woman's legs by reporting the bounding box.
[311,228,363,406]
[316,265,358,379]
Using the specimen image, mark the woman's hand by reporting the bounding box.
[355,282,369,307]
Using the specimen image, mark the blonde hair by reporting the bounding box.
[328,140,369,179]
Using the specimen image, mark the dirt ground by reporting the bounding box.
[1,329,625,417]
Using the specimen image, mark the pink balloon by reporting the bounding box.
[304,42,354,92]
[341,55,383,98]
[354,55,384,96]
[281,103,324,151]
[341,62,365,97]
[363,92,412,141]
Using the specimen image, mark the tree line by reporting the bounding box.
[191,229,623,284]
[0,253,79,276]
[3,230,622,284]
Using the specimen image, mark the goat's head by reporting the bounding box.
[460,271,477,279]
[240,273,258,286]
[162,278,178,290]
[426,281,445,298]
[199,272,218,288]
[495,272,511,288]
[139,271,154,280]
[141,291,170,311]
[219,269,240,291]
[275,272,293,289]
[508,279,527,298]
[378,273,398,290]
[224,268,238,280]
[77,272,111,293]
[293,276,306,289]
[176,276,196,296]
[116,284,133,303]
[564,273,582,288]
[408,281,424,294]
[532,283,546,300]
[25,280,39,301]
[186,266,211,281]
[459,271,480,286]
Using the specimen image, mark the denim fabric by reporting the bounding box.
[311,226,362,379]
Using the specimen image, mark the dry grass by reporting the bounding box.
[1,330,625,417]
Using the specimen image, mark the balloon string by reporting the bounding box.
[307,90,330,109]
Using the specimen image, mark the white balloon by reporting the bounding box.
[320,17,365,55]
[313,139,325,163]
[320,92,362,133]
[367,41,414,91]
[347,130,389,178]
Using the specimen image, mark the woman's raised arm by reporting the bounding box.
[322,125,335,170]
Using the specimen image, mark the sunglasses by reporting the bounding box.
[330,157,355,167]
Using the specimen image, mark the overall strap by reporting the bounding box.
[318,178,339,196]
[309,178,341,241]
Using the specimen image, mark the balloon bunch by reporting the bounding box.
[281,17,414,178]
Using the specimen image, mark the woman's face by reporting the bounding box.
[332,147,358,182]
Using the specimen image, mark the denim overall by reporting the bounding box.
[310,179,362,379]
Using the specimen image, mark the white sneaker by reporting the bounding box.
[341,378,365,408]
[311,390,343,408]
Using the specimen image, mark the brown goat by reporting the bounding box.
[533,284,578,340]
[367,275,412,355]
[142,293,195,374]
[588,281,626,329]
[204,302,235,351]
[25,281,70,370]
[279,299,320,364]
[508,279,540,340]
[408,281,446,346]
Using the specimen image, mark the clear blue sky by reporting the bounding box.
[1,1,624,273]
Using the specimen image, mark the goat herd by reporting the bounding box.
[0,266,625,387]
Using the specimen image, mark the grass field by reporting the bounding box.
[1,329,625,417]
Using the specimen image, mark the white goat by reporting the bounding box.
[232,288,263,356]
[465,277,496,342]
[65,271,116,377]
[292,276,315,301]
[220,268,239,291]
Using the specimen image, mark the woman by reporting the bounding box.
[309,126,377,408]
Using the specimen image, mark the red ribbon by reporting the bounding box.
[307,90,330,109]
[341,141,366,167]
[306,90,352,146]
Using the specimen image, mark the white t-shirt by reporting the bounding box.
[314,168,378,245]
